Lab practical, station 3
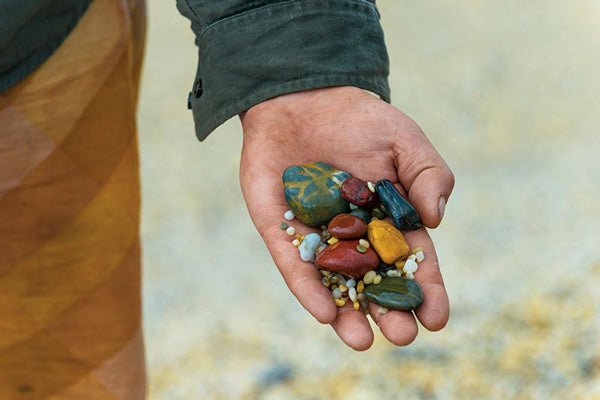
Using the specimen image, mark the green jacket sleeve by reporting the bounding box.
[177,0,390,141]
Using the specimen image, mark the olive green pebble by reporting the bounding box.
[363,277,424,311]
[372,208,385,219]
[280,222,289,230]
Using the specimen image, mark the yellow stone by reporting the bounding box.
[335,298,346,307]
[367,219,410,264]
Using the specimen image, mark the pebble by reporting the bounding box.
[283,162,351,226]
[358,238,370,248]
[335,298,346,307]
[415,250,425,262]
[349,287,358,302]
[284,210,295,221]
[364,277,424,311]
[371,208,385,219]
[315,240,379,278]
[357,281,365,293]
[340,176,379,208]
[349,203,359,210]
[375,179,423,231]
[292,239,301,247]
[373,274,382,285]
[403,258,418,279]
[353,301,360,311]
[363,270,377,284]
[327,237,339,245]
[367,181,376,193]
[286,226,296,236]
[321,276,330,287]
[367,219,410,264]
[332,287,342,299]
[357,292,365,301]
[298,232,321,262]
[280,222,288,230]
[327,213,367,240]
[339,284,349,292]
[386,269,402,277]
[356,244,367,253]
[349,208,372,224]
[315,243,327,255]
[346,279,356,288]
[395,260,405,269]
[377,306,389,315]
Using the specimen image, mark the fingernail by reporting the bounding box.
[438,196,446,221]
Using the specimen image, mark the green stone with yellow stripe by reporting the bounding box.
[283,162,351,226]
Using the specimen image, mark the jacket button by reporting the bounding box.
[193,78,203,98]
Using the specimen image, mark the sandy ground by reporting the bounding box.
[138,1,600,398]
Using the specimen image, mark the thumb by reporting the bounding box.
[392,127,455,229]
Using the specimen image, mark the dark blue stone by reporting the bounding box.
[375,179,422,231]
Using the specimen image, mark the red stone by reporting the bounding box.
[327,213,367,239]
[315,240,380,278]
[340,177,379,208]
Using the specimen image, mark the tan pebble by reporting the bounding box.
[363,270,376,284]
[327,237,339,245]
[412,247,423,254]
[320,270,331,277]
[357,281,364,293]
[377,306,389,315]
[286,226,296,236]
[335,298,346,307]
[358,238,370,248]
[339,284,348,292]
[353,301,360,311]
[295,233,304,240]
[373,274,382,285]
[395,260,406,269]
[292,239,301,247]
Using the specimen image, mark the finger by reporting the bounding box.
[331,304,374,351]
[368,303,418,346]
[392,123,455,228]
[240,163,337,324]
[403,228,450,331]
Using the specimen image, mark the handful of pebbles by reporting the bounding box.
[280,162,426,314]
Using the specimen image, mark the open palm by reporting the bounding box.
[239,87,455,350]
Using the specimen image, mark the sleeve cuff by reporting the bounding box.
[187,0,390,141]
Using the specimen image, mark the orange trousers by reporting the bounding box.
[0,0,147,398]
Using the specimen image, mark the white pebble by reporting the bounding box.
[332,288,342,299]
[386,269,401,277]
[286,226,296,236]
[345,279,356,288]
[283,210,295,221]
[377,306,389,315]
[373,274,382,284]
[358,239,370,248]
[406,272,415,280]
[367,181,376,193]
[349,203,359,210]
[408,254,417,261]
[403,258,418,274]
[415,250,425,262]
[292,239,300,247]
[363,270,377,284]
[348,287,357,302]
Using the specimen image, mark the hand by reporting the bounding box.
[239,87,455,350]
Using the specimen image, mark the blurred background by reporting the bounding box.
[138,1,600,398]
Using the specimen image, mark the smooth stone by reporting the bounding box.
[327,213,367,239]
[375,179,422,231]
[298,233,321,262]
[363,277,424,311]
[283,162,351,226]
[340,177,379,208]
[315,240,379,278]
[367,219,410,264]
[349,208,372,224]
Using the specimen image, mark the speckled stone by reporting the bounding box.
[283,162,351,226]
[315,240,379,278]
[327,213,367,239]
[363,277,424,310]
[375,179,422,231]
[340,176,379,208]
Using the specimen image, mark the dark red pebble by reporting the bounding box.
[340,177,379,208]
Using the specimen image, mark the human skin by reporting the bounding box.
[239,86,455,350]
